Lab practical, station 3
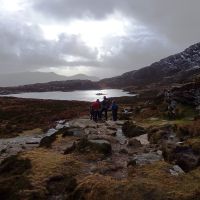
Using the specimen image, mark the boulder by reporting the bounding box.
[122,121,146,138]
[130,152,163,165]
[148,124,178,144]
[66,138,112,156]
[162,144,200,172]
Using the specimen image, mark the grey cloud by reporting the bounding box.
[0,15,98,73]
[34,0,115,19]
[34,0,200,48]
[96,34,176,77]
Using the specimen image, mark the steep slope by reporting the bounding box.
[100,42,200,88]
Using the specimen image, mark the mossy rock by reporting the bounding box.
[148,130,168,144]
[122,121,145,138]
[162,144,200,172]
[69,138,112,156]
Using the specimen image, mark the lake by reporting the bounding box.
[3,89,135,102]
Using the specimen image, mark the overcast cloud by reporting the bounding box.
[0,0,199,77]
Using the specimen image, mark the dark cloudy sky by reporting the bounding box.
[0,0,200,78]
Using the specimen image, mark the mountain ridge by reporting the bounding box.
[0,72,100,87]
[100,42,200,88]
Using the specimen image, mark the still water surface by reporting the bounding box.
[4,89,135,102]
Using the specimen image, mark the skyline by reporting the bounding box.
[0,0,200,78]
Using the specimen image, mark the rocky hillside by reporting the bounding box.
[100,42,200,88]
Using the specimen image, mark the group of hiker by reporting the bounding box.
[90,96,118,122]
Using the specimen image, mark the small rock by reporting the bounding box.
[157,150,163,156]
[170,165,185,176]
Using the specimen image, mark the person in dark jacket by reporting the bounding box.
[100,96,109,121]
[111,100,118,121]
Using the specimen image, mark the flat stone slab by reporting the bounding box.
[131,152,163,165]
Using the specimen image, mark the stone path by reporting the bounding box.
[0,117,164,179]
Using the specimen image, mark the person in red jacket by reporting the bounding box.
[91,99,101,122]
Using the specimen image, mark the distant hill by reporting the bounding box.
[100,42,200,88]
[67,74,99,82]
[0,80,100,95]
[0,72,100,87]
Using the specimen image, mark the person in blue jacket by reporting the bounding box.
[111,100,118,121]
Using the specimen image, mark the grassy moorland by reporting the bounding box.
[0,97,90,138]
[0,88,200,200]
